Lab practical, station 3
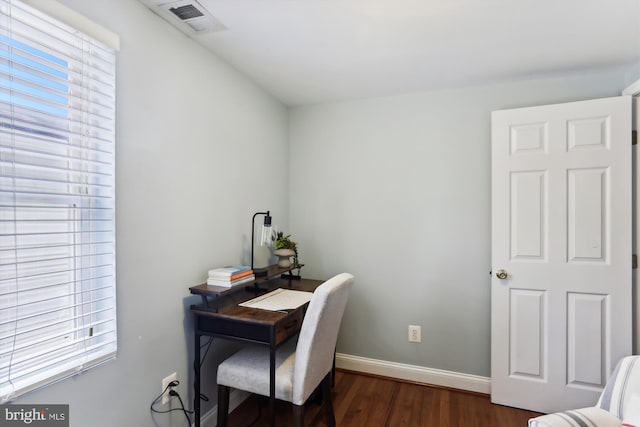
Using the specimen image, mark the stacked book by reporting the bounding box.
[207,266,255,287]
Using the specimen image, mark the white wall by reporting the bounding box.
[289,66,635,377]
[12,1,289,426]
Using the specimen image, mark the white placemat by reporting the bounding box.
[239,288,313,311]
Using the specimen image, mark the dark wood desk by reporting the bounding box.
[190,267,323,427]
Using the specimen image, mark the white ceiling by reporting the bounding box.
[150,0,640,106]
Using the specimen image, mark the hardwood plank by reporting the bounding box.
[388,382,448,427]
[222,369,542,427]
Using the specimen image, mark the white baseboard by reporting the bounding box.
[335,353,491,395]
[195,354,491,426]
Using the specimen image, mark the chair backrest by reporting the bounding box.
[291,272,354,405]
[597,355,640,419]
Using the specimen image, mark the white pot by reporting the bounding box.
[274,248,295,268]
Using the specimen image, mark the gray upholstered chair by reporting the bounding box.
[528,355,640,427]
[216,272,355,427]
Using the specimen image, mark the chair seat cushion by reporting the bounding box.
[217,339,297,402]
[529,407,622,427]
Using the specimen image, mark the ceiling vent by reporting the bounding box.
[140,0,226,35]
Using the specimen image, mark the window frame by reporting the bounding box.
[0,0,118,402]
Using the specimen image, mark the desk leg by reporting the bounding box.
[194,330,201,427]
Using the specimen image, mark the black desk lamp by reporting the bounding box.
[251,211,272,277]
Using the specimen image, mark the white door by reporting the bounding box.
[635,95,640,355]
[626,83,640,354]
[491,96,632,413]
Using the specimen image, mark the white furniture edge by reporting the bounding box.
[623,79,640,96]
[335,353,491,394]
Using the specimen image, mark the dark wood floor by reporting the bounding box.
[223,369,542,427]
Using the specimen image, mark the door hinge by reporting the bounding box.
[634,254,638,269]
[633,130,637,146]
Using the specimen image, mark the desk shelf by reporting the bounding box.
[189,264,302,300]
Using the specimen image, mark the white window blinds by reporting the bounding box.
[0,0,116,401]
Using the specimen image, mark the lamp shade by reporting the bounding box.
[251,211,272,276]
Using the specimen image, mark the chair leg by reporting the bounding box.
[332,350,336,386]
[293,403,304,427]
[217,384,230,427]
[309,382,323,404]
[322,373,335,427]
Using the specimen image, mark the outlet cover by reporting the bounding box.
[408,325,421,343]
[161,372,177,405]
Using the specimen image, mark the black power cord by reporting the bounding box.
[150,380,193,425]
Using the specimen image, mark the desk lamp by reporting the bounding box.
[251,211,272,277]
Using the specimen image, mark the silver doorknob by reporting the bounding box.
[496,269,508,280]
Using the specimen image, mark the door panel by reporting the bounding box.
[567,168,608,262]
[566,292,606,389]
[491,96,631,413]
[509,289,546,379]
[510,171,546,260]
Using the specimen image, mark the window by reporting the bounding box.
[0,0,116,401]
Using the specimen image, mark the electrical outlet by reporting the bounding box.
[161,372,177,405]
[408,325,421,343]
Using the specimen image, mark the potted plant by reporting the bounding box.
[273,231,299,268]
